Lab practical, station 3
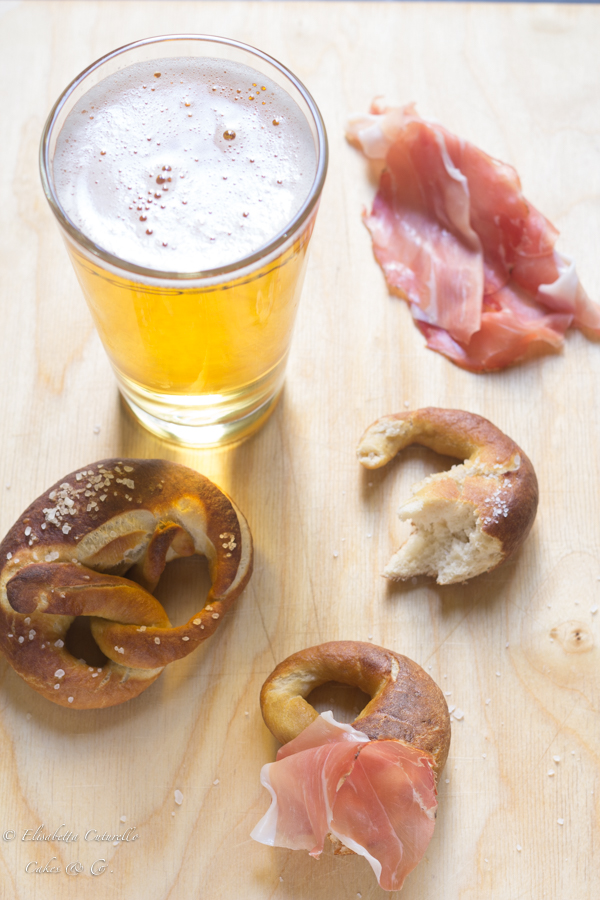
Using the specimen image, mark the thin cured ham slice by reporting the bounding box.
[347,101,600,371]
[251,712,437,892]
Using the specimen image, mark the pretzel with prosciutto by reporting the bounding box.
[357,407,539,584]
[0,459,252,709]
[252,641,450,892]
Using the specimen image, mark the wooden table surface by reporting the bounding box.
[1,2,599,898]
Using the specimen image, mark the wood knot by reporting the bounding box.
[550,620,594,654]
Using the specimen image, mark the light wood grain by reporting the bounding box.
[1,1,599,898]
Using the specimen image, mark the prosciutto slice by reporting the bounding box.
[251,712,437,892]
[347,101,599,371]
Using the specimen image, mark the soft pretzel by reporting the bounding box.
[254,642,450,890]
[0,459,252,709]
[357,408,538,584]
[260,640,450,775]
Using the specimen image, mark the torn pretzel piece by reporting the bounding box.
[357,408,538,585]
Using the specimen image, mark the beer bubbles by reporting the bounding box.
[53,57,317,271]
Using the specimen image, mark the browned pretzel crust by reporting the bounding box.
[357,408,538,584]
[260,641,450,776]
[0,459,253,709]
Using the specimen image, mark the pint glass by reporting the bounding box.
[40,35,328,447]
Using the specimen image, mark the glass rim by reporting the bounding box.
[39,33,328,282]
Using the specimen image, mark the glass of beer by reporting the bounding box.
[40,35,327,447]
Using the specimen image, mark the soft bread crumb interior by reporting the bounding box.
[385,467,503,585]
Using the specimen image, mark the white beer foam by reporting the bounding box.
[54,57,317,272]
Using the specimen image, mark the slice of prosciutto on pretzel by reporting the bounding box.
[251,641,450,892]
[346,100,600,371]
[0,459,252,708]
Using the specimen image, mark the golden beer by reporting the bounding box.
[66,222,314,432]
[41,36,327,446]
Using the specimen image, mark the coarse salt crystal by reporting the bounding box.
[193,619,201,625]
[591,606,598,615]
[516,845,522,852]
[54,669,65,678]
[453,708,464,720]
[68,697,74,703]
[211,613,219,620]
[24,526,31,536]
[553,755,561,763]
[213,779,219,786]
[120,816,126,823]
[18,636,24,644]
[54,684,60,690]
[154,637,160,644]
[182,636,190,641]
[548,770,555,777]
[174,790,183,805]
[557,818,564,826]
[54,639,64,648]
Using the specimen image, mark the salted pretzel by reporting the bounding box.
[357,408,538,585]
[260,640,450,775]
[0,459,252,709]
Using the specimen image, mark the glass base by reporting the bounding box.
[121,387,281,448]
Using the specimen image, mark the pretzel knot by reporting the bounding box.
[0,459,253,709]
